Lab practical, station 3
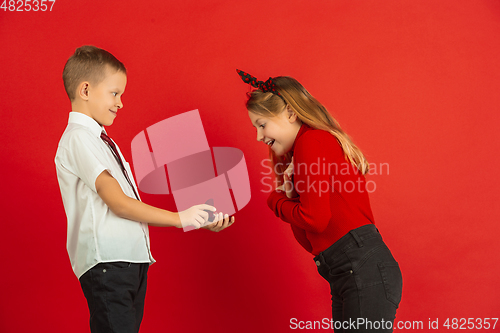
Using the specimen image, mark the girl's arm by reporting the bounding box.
[268,130,343,233]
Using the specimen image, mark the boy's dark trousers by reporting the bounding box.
[79,262,149,333]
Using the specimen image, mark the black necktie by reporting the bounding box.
[100,132,140,200]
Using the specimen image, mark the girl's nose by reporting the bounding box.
[256,131,264,142]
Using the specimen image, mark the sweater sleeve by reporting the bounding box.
[290,224,313,253]
[267,191,312,252]
[267,130,344,233]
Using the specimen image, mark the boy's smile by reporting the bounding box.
[83,67,127,127]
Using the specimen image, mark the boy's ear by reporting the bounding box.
[77,82,90,101]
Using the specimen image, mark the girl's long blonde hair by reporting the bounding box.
[246,76,369,185]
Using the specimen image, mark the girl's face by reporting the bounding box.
[248,107,302,156]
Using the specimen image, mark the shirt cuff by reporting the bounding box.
[267,190,299,219]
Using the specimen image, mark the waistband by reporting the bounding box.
[314,224,380,262]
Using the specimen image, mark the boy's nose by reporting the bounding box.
[256,132,264,142]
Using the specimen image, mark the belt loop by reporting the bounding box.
[350,229,364,248]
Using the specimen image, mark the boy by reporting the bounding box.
[55,45,234,333]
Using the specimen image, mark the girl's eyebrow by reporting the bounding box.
[253,118,262,125]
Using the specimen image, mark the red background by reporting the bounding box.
[1,0,499,332]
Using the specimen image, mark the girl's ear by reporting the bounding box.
[286,105,299,123]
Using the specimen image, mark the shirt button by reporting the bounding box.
[103,269,107,273]
[315,261,321,267]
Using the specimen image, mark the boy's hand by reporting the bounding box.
[179,204,216,230]
[202,212,235,232]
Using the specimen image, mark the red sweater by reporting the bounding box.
[267,123,374,255]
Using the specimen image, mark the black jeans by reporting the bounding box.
[79,262,149,333]
[314,224,402,332]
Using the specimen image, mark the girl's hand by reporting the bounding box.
[284,157,299,199]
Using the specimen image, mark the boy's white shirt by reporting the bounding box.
[55,112,155,279]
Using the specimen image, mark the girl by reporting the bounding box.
[238,70,402,332]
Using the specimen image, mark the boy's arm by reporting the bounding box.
[96,170,179,227]
[95,170,214,228]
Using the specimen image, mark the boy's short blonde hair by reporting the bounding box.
[63,45,126,101]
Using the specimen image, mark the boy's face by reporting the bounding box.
[86,68,127,127]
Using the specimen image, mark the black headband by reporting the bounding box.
[236,69,282,97]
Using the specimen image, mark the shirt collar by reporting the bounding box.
[68,112,105,138]
[289,122,312,153]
